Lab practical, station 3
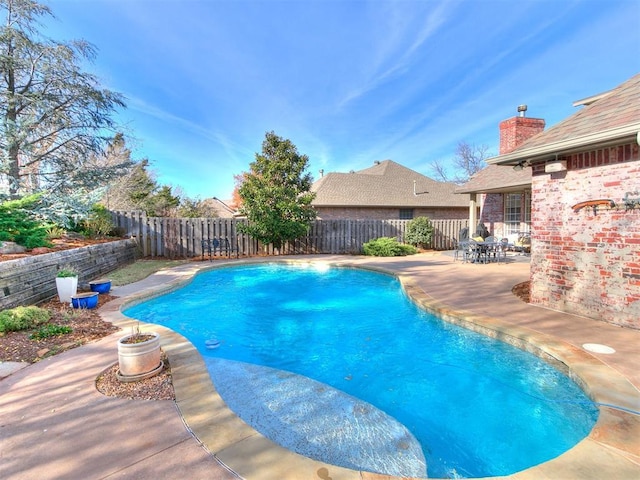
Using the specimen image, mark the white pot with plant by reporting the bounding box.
[116,324,163,383]
[55,268,78,304]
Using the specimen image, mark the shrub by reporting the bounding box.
[0,306,51,334]
[0,195,52,249]
[362,237,418,257]
[30,324,72,340]
[46,225,67,240]
[405,216,434,248]
[83,204,114,238]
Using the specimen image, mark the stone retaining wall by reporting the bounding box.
[0,239,139,310]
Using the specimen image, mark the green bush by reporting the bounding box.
[46,224,67,240]
[30,324,72,340]
[362,237,418,257]
[83,204,114,238]
[0,195,52,249]
[405,216,434,248]
[0,306,51,334]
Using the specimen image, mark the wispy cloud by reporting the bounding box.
[337,2,451,109]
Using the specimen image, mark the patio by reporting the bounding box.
[1,252,638,479]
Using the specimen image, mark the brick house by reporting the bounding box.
[464,74,640,329]
[311,160,468,220]
[455,165,535,243]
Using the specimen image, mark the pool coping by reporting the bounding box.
[99,257,640,480]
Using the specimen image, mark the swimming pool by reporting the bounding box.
[124,263,598,478]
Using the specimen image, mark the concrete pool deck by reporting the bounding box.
[1,252,639,479]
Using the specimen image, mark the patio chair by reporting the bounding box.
[513,233,531,255]
[453,240,470,262]
[201,238,222,261]
[483,236,497,262]
[494,238,509,263]
[467,239,488,264]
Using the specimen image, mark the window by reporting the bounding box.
[399,209,414,220]
[504,192,531,235]
[524,191,531,227]
[504,193,521,235]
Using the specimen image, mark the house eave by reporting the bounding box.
[456,182,531,195]
[487,124,640,166]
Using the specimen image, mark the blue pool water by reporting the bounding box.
[124,263,598,478]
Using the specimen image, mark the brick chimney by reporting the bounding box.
[499,105,545,154]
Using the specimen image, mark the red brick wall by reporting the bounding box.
[315,207,468,220]
[530,142,640,328]
[480,193,503,235]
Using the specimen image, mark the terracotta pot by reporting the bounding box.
[117,332,162,382]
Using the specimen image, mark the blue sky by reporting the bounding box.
[45,0,640,200]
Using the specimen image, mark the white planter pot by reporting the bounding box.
[117,332,162,382]
[55,276,78,304]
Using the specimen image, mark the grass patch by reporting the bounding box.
[109,259,189,286]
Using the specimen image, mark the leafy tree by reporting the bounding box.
[404,216,433,248]
[430,141,491,184]
[0,0,127,197]
[231,172,245,210]
[238,131,316,249]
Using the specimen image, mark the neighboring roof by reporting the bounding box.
[455,164,531,194]
[311,160,469,208]
[488,73,640,166]
[200,197,237,218]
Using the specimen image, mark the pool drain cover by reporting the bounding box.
[582,343,616,354]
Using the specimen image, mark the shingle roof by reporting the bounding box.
[455,164,531,194]
[488,73,640,165]
[311,160,469,207]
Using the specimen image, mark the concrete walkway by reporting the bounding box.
[1,253,639,480]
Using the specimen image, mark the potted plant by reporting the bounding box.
[55,267,78,304]
[116,324,163,383]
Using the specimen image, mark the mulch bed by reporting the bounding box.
[0,293,175,401]
[0,294,119,363]
[512,281,530,303]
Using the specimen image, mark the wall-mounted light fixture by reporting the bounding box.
[513,160,530,171]
[544,160,567,173]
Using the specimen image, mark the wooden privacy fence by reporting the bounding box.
[111,211,468,258]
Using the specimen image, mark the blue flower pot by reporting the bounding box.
[71,292,99,309]
[89,279,112,294]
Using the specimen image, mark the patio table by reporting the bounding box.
[463,240,510,263]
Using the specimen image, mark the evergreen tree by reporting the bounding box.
[0,0,126,196]
[238,131,316,249]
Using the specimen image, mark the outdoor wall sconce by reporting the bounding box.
[545,160,567,173]
[513,160,530,171]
